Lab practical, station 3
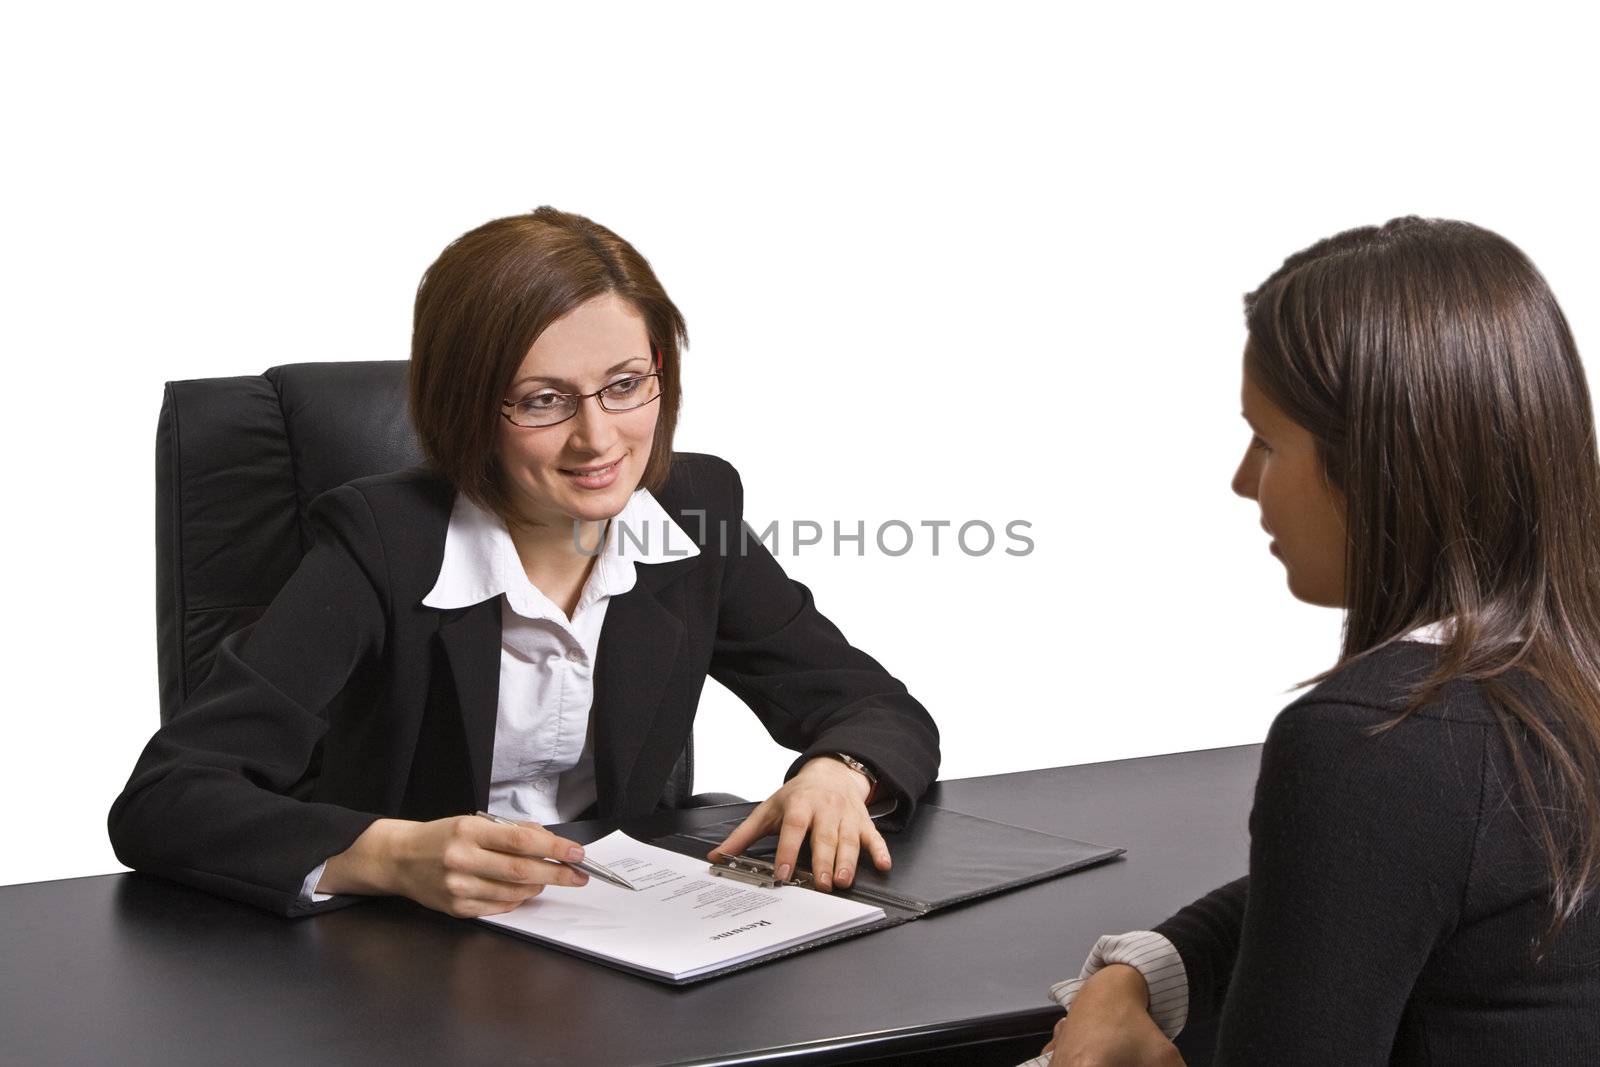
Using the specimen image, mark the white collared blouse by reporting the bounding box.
[301,487,698,902]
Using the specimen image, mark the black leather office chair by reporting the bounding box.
[155,360,722,809]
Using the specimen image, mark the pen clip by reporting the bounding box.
[708,854,816,890]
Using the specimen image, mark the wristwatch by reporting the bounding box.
[827,751,879,801]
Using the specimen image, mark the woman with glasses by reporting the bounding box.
[1032,217,1600,1065]
[109,207,939,919]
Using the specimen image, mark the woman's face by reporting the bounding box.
[1232,367,1347,607]
[497,291,659,529]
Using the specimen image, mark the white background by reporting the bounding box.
[3,2,1595,886]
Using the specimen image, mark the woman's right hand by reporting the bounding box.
[1039,964,1183,1067]
[318,815,590,917]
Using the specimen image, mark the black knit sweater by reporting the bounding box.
[1155,641,1600,1065]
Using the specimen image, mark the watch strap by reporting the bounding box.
[828,751,879,802]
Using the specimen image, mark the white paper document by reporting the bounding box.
[478,831,886,981]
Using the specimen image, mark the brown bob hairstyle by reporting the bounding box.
[408,206,687,523]
[1245,216,1600,949]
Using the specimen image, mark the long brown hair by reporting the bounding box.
[408,206,687,523]
[1245,216,1600,946]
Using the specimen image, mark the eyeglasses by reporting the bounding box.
[500,372,664,428]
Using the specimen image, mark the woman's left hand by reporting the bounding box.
[706,756,890,891]
[1039,965,1182,1067]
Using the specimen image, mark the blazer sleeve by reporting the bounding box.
[107,484,392,917]
[703,460,940,827]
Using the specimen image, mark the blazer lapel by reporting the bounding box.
[592,562,692,817]
[436,597,502,811]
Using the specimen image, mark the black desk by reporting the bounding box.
[0,745,1259,1066]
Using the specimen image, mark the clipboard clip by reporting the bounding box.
[708,854,816,890]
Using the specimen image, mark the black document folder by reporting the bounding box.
[638,802,1124,984]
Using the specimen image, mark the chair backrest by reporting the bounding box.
[155,359,695,806]
[156,361,423,720]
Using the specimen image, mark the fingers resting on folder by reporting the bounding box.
[320,815,590,918]
[706,756,889,892]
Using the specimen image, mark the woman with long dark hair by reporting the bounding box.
[1037,218,1600,1064]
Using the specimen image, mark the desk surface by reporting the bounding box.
[0,745,1259,1066]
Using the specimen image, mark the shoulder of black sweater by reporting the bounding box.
[1279,638,1510,728]
[1257,641,1500,830]
[1155,641,1499,1045]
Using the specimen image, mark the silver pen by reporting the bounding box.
[473,810,640,891]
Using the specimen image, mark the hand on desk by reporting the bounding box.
[318,816,590,918]
[1039,964,1182,1067]
[706,756,889,892]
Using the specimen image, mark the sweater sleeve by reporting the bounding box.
[1153,875,1249,1028]
[1209,701,1483,1064]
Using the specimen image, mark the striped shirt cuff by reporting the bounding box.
[1047,930,1188,1040]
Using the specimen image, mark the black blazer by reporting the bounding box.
[109,453,940,916]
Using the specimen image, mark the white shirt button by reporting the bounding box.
[566,648,585,663]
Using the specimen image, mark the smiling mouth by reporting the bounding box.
[561,457,622,476]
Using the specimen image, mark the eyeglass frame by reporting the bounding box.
[498,347,666,429]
